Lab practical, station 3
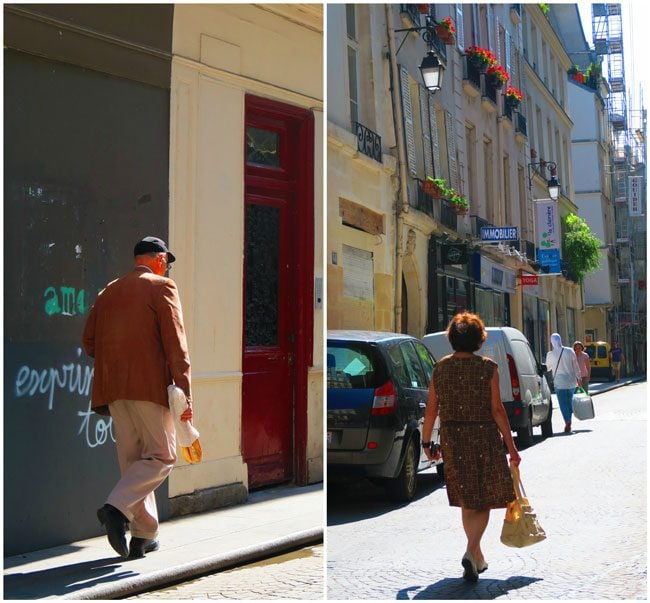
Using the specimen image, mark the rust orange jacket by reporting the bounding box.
[82,265,192,415]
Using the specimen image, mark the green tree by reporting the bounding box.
[561,213,602,283]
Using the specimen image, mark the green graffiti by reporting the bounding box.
[44,287,61,315]
[43,286,88,316]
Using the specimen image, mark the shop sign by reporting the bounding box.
[521,274,539,286]
[475,255,516,294]
[480,226,518,242]
[537,248,562,274]
[629,176,643,216]
[535,201,560,250]
[441,244,468,265]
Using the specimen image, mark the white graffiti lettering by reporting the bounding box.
[15,348,93,410]
[13,347,114,448]
[77,400,115,448]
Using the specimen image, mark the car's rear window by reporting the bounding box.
[585,346,595,359]
[327,343,386,389]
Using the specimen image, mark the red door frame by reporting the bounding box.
[243,95,314,486]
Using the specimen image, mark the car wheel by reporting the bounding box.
[541,403,553,438]
[386,438,418,502]
[516,412,534,448]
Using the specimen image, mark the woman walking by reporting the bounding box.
[546,333,582,433]
[573,341,591,393]
[422,312,520,583]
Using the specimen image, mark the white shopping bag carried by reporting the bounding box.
[572,387,595,420]
[168,385,203,463]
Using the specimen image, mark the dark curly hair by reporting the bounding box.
[446,312,487,352]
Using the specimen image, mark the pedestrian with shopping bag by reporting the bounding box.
[422,312,521,583]
[546,333,582,434]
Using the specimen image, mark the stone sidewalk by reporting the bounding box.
[4,483,323,600]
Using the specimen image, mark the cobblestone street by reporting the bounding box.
[129,545,324,599]
[327,383,647,599]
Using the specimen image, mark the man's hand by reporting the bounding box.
[180,401,193,422]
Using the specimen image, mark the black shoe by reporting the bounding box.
[97,504,129,558]
[462,552,479,582]
[128,537,160,559]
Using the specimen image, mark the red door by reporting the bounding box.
[242,95,314,488]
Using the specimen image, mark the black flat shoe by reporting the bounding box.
[462,552,479,582]
[97,504,129,558]
[128,537,160,559]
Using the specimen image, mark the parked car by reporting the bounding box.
[422,327,552,448]
[584,341,614,382]
[327,330,443,502]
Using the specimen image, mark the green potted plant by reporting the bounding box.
[423,177,448,199]
[465,46,497,73]
[448,193,469,215]
[435,17,456,45]
[486,64,510,89]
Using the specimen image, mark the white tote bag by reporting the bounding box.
[572,387,595,420]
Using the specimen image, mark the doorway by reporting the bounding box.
[242,95,314,488]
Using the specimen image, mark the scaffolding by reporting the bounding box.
[593,3,646,374]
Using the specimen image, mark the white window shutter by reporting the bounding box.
[487,5,494,51]
[400,65,417,177]
[496,16,501,64]
[429,95,441,178]
[445,110,459,190]
[419,86,434,179]
[343,245,374,301]
[456,4,465,51]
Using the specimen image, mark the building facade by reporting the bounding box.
[4,3,323,555]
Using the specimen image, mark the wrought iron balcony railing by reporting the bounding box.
[413,180,435,218]
[515,112,527,136]
[440,199,458,230]
[503,101,514,121]
[513,239,536,261]
[353,121,382,163]
[472,215,491,238]
[484,81,498,104]
[464,56,482,89]
[400,4,421,27]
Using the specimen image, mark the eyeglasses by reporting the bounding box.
[159,255,172,270]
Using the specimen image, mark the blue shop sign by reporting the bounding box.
[480,226,519,242]
[537,248,562,274]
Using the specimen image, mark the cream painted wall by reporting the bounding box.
[169,5,323,497]
[327,123,398,332]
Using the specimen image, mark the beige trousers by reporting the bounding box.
[107,400,177,539]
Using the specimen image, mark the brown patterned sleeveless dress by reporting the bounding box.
[433,354,515,510]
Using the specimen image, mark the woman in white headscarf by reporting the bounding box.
[545,333,582,433]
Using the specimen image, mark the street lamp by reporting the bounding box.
[395,16,446,93]
[527,160,560,200]
[419,51,444,92]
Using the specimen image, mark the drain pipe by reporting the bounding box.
[386,5,411,333]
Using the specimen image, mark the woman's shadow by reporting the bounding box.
[397,575,542,600]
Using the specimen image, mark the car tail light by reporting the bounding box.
[367,442,378,449]
[371,380,397,415]
[506,353,521,401]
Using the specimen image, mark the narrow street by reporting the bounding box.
[128,545,323,600]
[327,382,647,600]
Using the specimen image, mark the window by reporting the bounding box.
[327,343,385,389]
[400,341,428,388]
[343,244,373,301]
[503,153,511,225]
[414,341,434,383]
[346,6,359,125]
[484,137,494,222]
[465,123,477,212]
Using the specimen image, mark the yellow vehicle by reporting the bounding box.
[584,341,614,382]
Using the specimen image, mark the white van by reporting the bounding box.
[422,327,553,447]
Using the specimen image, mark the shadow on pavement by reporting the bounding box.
[327,473,445,526]
[396,575,543,599]
[4,557,135,599]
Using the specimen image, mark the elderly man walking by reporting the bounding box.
[82,236,193,559]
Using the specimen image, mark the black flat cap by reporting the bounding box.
[133,236,176,263]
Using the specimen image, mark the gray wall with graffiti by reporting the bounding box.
[4,5,174,555]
